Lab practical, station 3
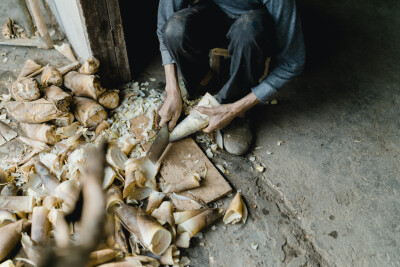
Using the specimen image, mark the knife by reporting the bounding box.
[147,123,169,164]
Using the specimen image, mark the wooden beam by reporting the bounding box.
[26,0,54,49]
[78,0,131,86]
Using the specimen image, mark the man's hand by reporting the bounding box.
[159,88,182,131]
[196,104,238,133]
[159,64,182,131]
[196,92,261,133]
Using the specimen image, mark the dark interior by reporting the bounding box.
[119,0,161,78]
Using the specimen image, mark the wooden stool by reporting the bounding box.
[210,48,271,83]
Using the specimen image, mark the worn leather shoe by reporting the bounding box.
[223,117,253,156]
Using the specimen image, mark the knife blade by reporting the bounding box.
[147,124,169,164]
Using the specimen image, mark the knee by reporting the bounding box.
[229,10,274,45]
[163,13,188,47]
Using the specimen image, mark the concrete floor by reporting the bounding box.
[1,0,399,266]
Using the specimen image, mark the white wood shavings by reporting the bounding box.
[216,164,227,174]
[181,256,191,266]
[254,146,262,150]
[251,243,259,250]
[249,156,256,162]
[277,140,285,146]
[266,151,273,155]
[211,225,217,231]
[149,78,156,82]
[2,58,8,63]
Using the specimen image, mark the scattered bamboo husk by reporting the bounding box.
[20,123,58,145]
[1,18,13,39]
[55,180,80,214]
[87,249,118,267]
[65,72,106,100]
[42,85,72,110]
[53,112,75,127]
[106,185,123,213]
[169,193,202,211]
[98,90,120,109]
[73,96,108,128]
[0,260,15,267]
[223,192,248,224]
[0,209,16,227]
[0,219,27,261]
[162,173,201,193]
[56,122,81,139]
[41,66,63,87]
[31,206,50,246]
[9,78,41,102]
[18,60,42,79]
[1,182,17,196]
[176,209,223,237]
[79,57,100,75]
[174,209,205,225]
[93,121,110,140]
[118,137,137,156]
[0,122,18,142]
[106,145,128,172]
[170,93,220,142]
[34,162,61,196]
[21,232,46,265]
[160,245,180,265]
[146,191,165,215]
[58,61,80,76]
[54,43,78,62]
[115,204,172,255]
[5,98,68,123]
[49,208,70,248]
[151,201,175,226]
[42,195,60,210]
[103,166,117,190]
[0,196,35,212]
[123,158,146,198]
[114,216,129,254]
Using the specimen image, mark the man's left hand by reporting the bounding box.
[196,104,239,133]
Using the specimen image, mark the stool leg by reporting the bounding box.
[210,53,221,80]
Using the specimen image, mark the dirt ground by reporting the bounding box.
[1,0,399,266]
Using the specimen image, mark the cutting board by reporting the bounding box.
[159,138,232,205]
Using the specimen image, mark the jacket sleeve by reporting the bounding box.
[157,0,189,65]
[252,0,306,103]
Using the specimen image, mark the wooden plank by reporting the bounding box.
[160,138,232,205]
[78,0,131,86]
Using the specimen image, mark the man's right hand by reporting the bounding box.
[159,64,182,131]
[159,86,182,131]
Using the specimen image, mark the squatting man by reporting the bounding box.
[157,0,305,155]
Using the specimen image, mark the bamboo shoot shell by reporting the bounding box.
[73,97,108,128]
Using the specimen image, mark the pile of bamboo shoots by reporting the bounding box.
[0,59,248,266]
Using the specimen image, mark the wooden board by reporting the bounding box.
[160,138,232,205]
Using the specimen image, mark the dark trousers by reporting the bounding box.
[162,1,275,104]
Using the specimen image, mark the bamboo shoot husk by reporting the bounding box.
[55,180,80,214]
[175,232,190,248]
[114,216,129,254]
[151,201,174,226]
[65,71,105,100]
[73,97,108,128]
[34,162,61,196]
[177,208,223,238]
[18,60,42,79]
[162,174,201,193]
[0,210,16,227]
[160,245,180,265]
[106,185,123,213]
[9,78,40,102]
[0,122,18,142]
[42,196,60,210]
[21,232,46,265]
[31,206,50,246]
[98,90,120,109]
[1,182,17,196]
[123,159,146,198]
[174,209,205,225]
[0,196,35,212]
[79,57,100,75]
[87,249,118,267]
[58,61,80,75]
[56,122,81,139]
[93,120,110,139]
[115,204,172,255]
[103,166,117,190]
[0,260,15,267]
[54,43,78,62]
[125,256,160,267]
[0,169,9,191]
[53,112,75,127]
[20,123,58,145]
[146,191,165,214]
[5,98,68,123]
[41,66,63,87]
[106,145,128,172]
[223,192,248,224]
[42,85,72,110]
[0,219,26,261]
[170,93,220,142]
